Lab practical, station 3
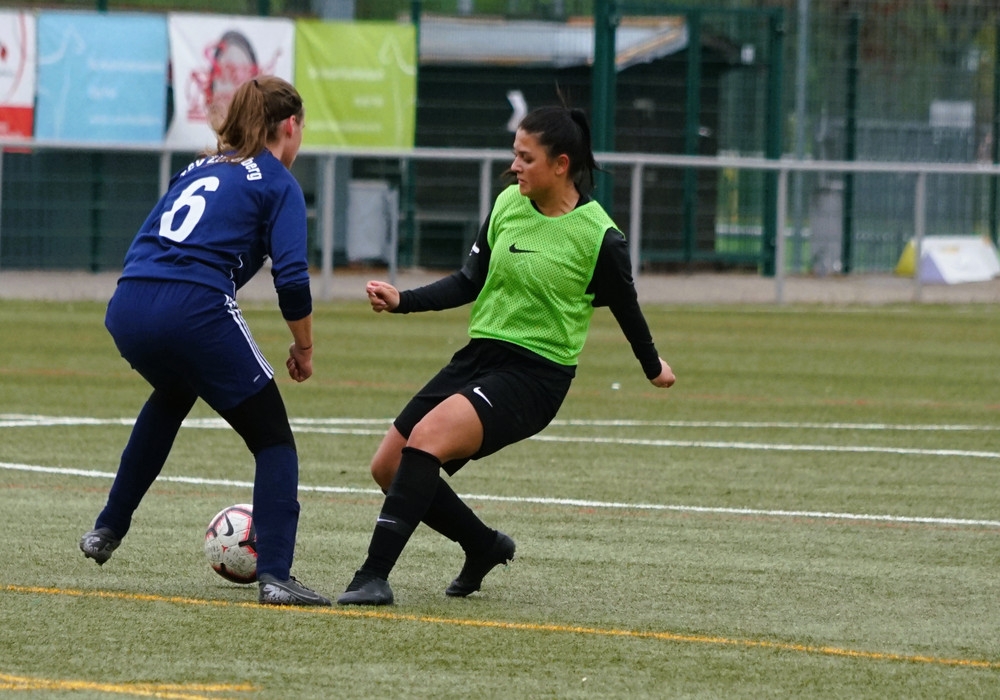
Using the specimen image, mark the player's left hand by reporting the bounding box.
[287,343,313,382]
[650,358,675,388]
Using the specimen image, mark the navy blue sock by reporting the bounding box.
[252,444,300,580]
[97,389,195,537]
[360,447,441,580]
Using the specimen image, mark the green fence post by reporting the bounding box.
[90,153,103,272]
[841,13,859,274]
[399,0,421,267]
[761,8,785,277]
[92,0,106,267]
[592,0,618,214]
[682,10,701,267]
[991,21,1000,246]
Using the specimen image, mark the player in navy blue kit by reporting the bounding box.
[79,76,331,606]
[337,105,675,606]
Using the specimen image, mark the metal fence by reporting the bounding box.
[3,139,998,293]
[4,2,1000,276]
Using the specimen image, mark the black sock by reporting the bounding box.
[360,447,441,580]
[421,478,496,554]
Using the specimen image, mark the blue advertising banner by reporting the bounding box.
[35,12,168,142]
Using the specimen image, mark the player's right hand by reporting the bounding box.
[366,280,400,313]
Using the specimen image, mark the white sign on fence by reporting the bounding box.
[896,235,1000,285]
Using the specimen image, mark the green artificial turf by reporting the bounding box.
[1,297,999,698]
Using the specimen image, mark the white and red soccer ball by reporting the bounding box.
[204,504,257,584]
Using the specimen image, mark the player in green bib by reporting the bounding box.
[338,105,675,606]
[469,183,615,366]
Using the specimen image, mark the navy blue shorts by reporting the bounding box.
[105,279,274,411]
[394,339,574,474]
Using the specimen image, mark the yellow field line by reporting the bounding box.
[7,584,999,671]
[0,671,254,698]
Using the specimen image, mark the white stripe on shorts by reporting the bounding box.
[225,295,274,380]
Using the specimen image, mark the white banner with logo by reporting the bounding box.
[166,13,294,150]
[0,10,36,137]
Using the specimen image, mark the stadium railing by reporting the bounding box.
[2,138,999,305]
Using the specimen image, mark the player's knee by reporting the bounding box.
[219,380,296,455]
[370,458,397,491]
[245,423,296,455]
[407,416,478,465]
[148,386,197,417]
[406,420,437,452]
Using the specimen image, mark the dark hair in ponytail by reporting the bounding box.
[212,75,303,162]
[515,101,601,194]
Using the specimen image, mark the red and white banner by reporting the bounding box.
[0,10,36,138]
[166,13,294,150]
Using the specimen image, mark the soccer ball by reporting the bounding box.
[204,504,257,584]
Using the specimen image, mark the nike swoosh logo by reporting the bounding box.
[222,514,235,537]
[472,386,493,407]
[509,243,536,254]
[376,517,397,526]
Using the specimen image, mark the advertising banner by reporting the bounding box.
[166,13,294,150]
[295,21,415,148]
[35,12,168,143]
[0,10,35,138]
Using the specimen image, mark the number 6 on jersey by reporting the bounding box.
[159,176,220,242]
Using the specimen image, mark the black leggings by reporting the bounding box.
[218,378,296,455]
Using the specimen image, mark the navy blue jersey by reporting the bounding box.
[120,149,309,298]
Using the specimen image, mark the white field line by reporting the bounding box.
[555,419,1000,432]
[3,414,1000,528]
[3,414,1000,432]
[2,460,999,529]
[2,414,998,461]
[531,434,1000,460]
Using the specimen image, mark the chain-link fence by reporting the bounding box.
[776,0,1000,272]
[3,0,999,274]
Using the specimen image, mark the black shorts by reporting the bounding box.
[394,339,574,474]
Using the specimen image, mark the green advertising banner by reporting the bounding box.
[296,20,415,148]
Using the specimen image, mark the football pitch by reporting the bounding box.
[2,297,999,698]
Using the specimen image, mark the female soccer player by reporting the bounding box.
[338,105,676,605]
[79,76,331,606]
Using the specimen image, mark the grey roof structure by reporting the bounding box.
[418,14,688,70]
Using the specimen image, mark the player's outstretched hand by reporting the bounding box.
[286,343,313,382]
[366,280,400,312]
[650,358,675,388]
